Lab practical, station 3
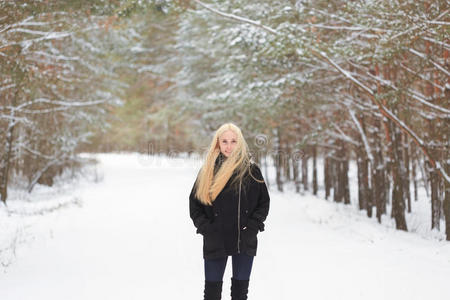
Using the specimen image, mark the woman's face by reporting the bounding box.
[218,130,238,157]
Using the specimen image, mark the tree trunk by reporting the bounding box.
[355,114,372,215]
[312,144,318,195]
[263,155,270,189]
[275,127,283,192]
[333,155,341,203]
[343,157,350,204]
[0,122,14,204]
[361,114,372,215]
[430,164,441,230]
[357,153,365,210]
[284,146,292,181]
[403,134,411,213]
[411,147,418,202]
[390,119,408,231]
[293,155,300,193]
[0,86,19,204]
[373,118,386,223]
[274,153,283,192]
[302,152,308,191]
[444,160,450,241]
[324,156,331,200]
[334,140,349,204]
[357,147,371,215]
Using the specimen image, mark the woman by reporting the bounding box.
[189,123,270,300]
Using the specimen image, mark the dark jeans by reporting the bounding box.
[204,253,254,282]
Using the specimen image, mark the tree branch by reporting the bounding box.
[191,0,279,35]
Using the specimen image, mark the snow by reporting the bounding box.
[1,153,449,300]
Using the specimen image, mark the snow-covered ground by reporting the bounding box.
[1,153,449,300]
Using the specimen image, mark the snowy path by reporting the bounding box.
[1,153,449,300]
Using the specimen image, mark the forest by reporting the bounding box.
[1,0,449,241]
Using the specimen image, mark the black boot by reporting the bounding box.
[230,277,250,300]
[204,280,223,300]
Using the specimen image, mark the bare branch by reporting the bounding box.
[409,48,450,77]
[191,0,279,35]
[348,109,374,163]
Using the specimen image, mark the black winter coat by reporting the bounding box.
[189,154,270,260]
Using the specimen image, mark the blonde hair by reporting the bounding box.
[194,123,259,205]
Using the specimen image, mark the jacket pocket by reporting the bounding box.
[197,219,219,235]
[242,227,258,250]
[203,230,223,255]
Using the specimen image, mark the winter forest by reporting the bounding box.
[1,1,449,299]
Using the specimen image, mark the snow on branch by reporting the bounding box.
[426,20,450,26]
[310,7,390,33]
[21,145,55,160]
[0,84,16,92]
[191,0,279,35]
[0,114,31,125]
[0,31,72,52]
[309,24,366,31]
[348,109,374,163]
[32,51,80,62]
[13,98,109,111]
[329,122,359,146]
[315,51,374,96]
[388,9,449,41]
[408,48,450,77]
[421,36,450,50]
[365,71,450,115]
[435,162,450,184]
[399,63,444,92]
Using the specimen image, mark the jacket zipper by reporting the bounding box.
[237,178,242,253]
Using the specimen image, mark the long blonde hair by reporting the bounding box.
[194,123,254,205]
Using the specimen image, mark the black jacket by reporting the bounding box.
[189,154,270,259]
